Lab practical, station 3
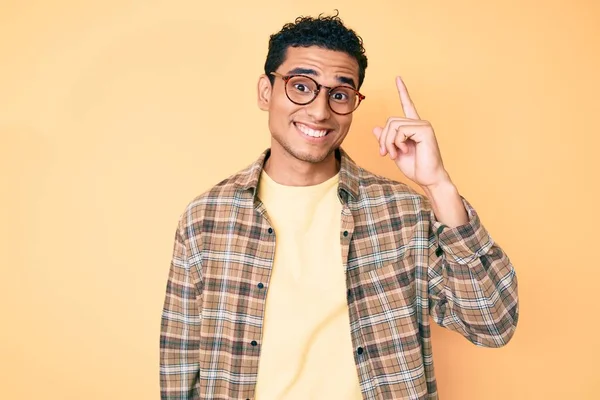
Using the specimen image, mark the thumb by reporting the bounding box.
[373,126,383,140]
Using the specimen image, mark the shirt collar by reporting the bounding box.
[234,147,360,202]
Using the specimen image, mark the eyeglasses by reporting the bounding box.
[270,72,365,115]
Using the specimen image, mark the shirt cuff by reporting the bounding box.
[431,197,494,265]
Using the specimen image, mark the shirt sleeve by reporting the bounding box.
[160,217,202,399]
[427,197,519,347]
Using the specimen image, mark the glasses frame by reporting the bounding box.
[270,72,365,115]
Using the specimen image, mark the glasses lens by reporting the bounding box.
[329,87,359,115]
[285,76,318,104]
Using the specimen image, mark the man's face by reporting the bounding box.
[258,46,360,165]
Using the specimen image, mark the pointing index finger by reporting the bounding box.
[396,76,420,120]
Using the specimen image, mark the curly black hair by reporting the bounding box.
[264,11,368,89]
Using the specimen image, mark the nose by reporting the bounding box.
[305,90,331,121]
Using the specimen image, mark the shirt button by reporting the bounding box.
[257,283,264,289]
[268,227,273,234]
[343,230,349,237]
[251,340,258,347]
[357,347,364,355]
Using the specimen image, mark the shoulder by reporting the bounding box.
[185,171,249,216]
[355,166,431,211]
[175,160,259,237]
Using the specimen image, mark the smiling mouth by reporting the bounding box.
[294,122,331,138]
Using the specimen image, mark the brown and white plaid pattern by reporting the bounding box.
[160,148,519,399]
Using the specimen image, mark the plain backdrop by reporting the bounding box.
[1,0,599,399]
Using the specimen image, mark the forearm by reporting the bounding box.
[160,277,202,399]
[160,316,201,399]
[430,250,519,347]
[160,224,201,399]
[426,196,519,347]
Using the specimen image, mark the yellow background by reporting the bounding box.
[2,0,598,399]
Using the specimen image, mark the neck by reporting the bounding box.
[263,148,340,187]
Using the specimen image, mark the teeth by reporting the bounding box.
[297,123,328,138]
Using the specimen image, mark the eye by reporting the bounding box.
[288,76,316,94]
[332,92,348,101]
[293,83,311,93]
[330,89,352,103]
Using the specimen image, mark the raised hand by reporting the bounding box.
[373,77,449,188]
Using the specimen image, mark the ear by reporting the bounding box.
[257,74,272,111]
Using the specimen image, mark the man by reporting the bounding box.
[160,13,519,400]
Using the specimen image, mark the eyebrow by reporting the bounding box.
[286,67,357,89]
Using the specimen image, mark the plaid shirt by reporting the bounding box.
[160,148,519,400]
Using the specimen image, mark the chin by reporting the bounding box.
[290,146,335,164]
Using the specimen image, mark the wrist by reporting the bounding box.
[421,172,454,198]
[421,174,468,228]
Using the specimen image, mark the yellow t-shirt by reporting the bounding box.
[254,170,362,400]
